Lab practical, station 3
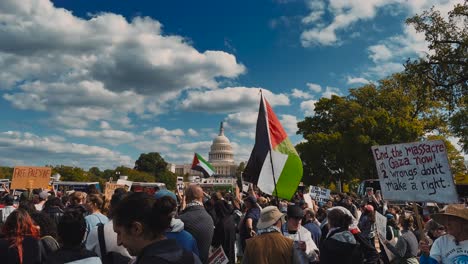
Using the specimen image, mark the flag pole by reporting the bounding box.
[260,90,280,206]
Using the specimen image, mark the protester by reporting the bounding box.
[419,204,468,264]
[302,208,322,247]
[84,194,109,239]
[1,194,16,223]
[154,190,199,257]
[319,208,359,264]
[47,210,101,263]
[35,191,49,211]
[178,184,214,264]
[238,195,260,253]
[383,214,419,264]
[66,191,88,217]
[42,197,64,227]
[282,205,319,263]
[359,204,377,247]
[112,192,201,263]
[212,200,236,264]
[0,209,43,264]
[424,219,445,243]
[85,191,132,264]
[30,212,60,257]
[385,213,400,241]
[242,206,302,264]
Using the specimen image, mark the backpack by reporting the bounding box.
[97,223,132,264]
[351,232,381,264]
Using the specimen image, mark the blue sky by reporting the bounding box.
[0,0,464,169]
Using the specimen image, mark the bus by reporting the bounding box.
[52,181,101,194]
[130,182,166,196]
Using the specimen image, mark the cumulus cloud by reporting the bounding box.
[62,128,136,145]
[306,83,322,93]
[291,88,313,99]
[187,128,199,137]
[300,100,318,116]
[225,112,259,129]
[300,0,461,47]
[322,86,341,99]
[180,87,289,113]
[0,131,132,169]
[347,76,371,85]
[280,114,299,135]
[0,0,245,127]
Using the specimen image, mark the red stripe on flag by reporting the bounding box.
[264,98,287,148]
[191,154,200,169]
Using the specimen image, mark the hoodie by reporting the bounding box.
[165,218,200,257]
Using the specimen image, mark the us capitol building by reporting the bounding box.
[169,122,238,178]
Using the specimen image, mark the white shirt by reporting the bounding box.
[85,220,132,259]
[430,234,468,263]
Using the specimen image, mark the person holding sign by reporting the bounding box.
[419,204,468,264]
[382,215,419,264]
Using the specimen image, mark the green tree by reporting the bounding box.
[134,152,168,177]
[157,170,177,190]
[0,166,13,179]
[52,165,87,182]
[114,166,154,182]
[405,3,468,150]
[88,167,103,179]
[297,74,436,185]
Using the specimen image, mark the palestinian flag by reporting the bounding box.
[243,94,303,200]
[191,153,214,178]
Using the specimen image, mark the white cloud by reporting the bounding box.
[0,0,245,126]
[300,100,318,116]
[0,131,132,169]
[306,83,322,93]
[187,128,199,137]
[347,76,371,85]
[100,121,111,130]
[300,0,462,47]
[63,128,136,145]
[368,44,393,62]
[143,127,185,137]
[291,88,313,99]
[225,112,258,129]
[322,86,341,99]
[280,114,299,135]
[180,87,290,113]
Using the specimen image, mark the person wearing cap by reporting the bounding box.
[358,204,377,247]
[282,205,319,263]
[242,206,302,264]
[155,190,199,257]
[419,204,468,264]
[239,195,260,253]
[35,190,49,211]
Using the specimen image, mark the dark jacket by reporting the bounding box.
[0,236,44,264]
[212,215,236,264]
[319,228,359,264]
[46,247,101,264]
[135,239,201,264]
[178,205,214,264]
[42,206,64,227]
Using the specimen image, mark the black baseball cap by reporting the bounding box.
[287,205,304,218]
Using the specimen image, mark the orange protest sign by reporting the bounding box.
[104,182,125,201]
[10,166,52,190]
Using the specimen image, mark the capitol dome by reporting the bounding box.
[209,122,234,163]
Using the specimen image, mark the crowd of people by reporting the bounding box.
[0,183,466,264]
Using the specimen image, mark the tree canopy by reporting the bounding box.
[405,2,467,150]
[134,152,168,176]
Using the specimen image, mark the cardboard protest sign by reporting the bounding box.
[208,246,229,264]
[116,179,133,191]
[10,166,52,190]
[303,193,314,210]
[375,211,387,240]
[309,185,331,203]
[104,183,125,201]
[372,140,458,203]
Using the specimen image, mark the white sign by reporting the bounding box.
[303,193,314,210]
[375,211,387,240]
[208,246,229,264]
[116,179,133,191]
[309,186,331,203]
[372,140,458,203]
